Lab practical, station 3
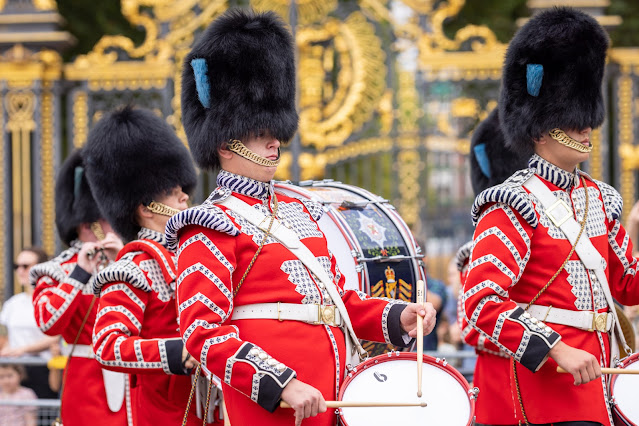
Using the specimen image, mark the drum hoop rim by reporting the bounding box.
[611,352,639,389]
[610,353,639,422]
[337,352,475,425]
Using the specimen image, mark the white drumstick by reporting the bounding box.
[280,401,427,408]
[416,279,425,398]
[557,366,639,375]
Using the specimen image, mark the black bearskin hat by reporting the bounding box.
[499,7,608,156]
[182,8,298,170]
[470,109,529,195]
[55,149,102,246]
[83,106,197,242]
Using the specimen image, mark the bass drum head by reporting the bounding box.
[338,353,474,426]
[612,353,639,425]
[274,181,425,356]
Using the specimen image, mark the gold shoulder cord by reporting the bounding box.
[182,195,280,426]
[514,176,589,426]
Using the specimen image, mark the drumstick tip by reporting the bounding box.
[417,391,422,397]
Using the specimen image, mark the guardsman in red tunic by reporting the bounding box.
[31,149,129,426]
[84,106,219,426]
[167,9,437,426]
[456,109,529,425]
[461,8,639,426]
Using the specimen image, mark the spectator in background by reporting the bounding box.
[0,364,37,426]
[0,247,58,401]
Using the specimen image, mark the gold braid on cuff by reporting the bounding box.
[147,201,181,217]
[227,139,280,167]
[549,128,593,153]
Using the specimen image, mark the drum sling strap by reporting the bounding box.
[523,175,631,358]
[220,195,368,368]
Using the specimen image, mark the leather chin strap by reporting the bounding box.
[147,201,180,217]
[227,139,280,167]
[549,128,593,153]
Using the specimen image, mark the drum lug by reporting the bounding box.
[435,357,448,366]
[468,387,480,401]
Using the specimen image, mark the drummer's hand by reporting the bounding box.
[549,341,601,385]
[181,346,199,371]
[281,378,327,426]
[400,302,436,337]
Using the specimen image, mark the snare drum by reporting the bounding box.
[274,181,425,355]
[338,352,477,426]
[611,353,639,425]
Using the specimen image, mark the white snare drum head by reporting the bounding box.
[613,359,639,422]
[340,360,471,426]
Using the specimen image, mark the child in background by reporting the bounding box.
[0,364,36,426]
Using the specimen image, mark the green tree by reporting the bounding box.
[445,0,639,47]
[57,0,144,61]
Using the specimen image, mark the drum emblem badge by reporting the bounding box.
[357,214,387,248]
[371,266,411,301]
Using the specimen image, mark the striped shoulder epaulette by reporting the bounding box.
[29,246,79,287]
[165,197,239,252]
[93,256,150,296]
[455,241,473,273]
[471,168,538,228]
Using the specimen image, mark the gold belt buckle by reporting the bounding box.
[591,312,608,332]
[321,305,336,327]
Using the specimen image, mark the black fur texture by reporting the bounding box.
[470,109,530,195]
[83,106,197,242]
[55,149,102,246]
[499,7,609,156]
[182,8,298,170]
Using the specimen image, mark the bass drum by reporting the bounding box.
[338,352,477,426]
[611,353,639,425]
[274,180,426,355]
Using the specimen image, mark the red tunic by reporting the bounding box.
[166,171,411,426]
[456,241,518,424]
[462,155,639,425]
[92,229,222,426]
[31,242,131,426]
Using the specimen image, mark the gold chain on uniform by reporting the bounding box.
[228,139,280,167]
[181,194,280,425]
[233,194,279,297]
[549,128,593,153]
[514,176,589,426]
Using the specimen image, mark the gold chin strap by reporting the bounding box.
[549,128,593,153]
[228,139,280,167]
[147,201,181,217]
[90,221,106,240]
